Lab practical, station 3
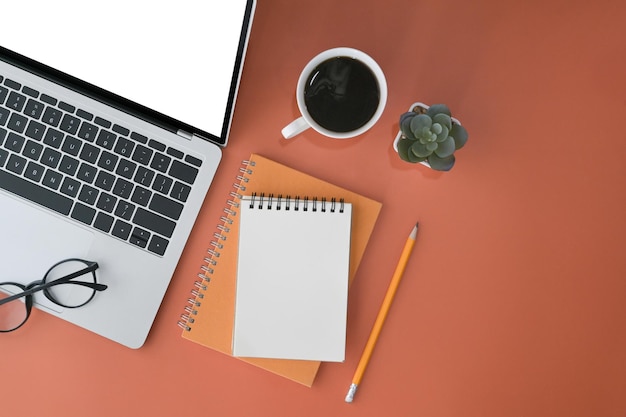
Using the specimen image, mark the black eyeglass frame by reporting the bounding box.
[0,258,106,332]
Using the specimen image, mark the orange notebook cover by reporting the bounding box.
[179,153,382,386]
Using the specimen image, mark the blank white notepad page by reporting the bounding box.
[232,196,352,362]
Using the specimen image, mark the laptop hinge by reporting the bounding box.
[177,129,209,142]
[176,129,194,141]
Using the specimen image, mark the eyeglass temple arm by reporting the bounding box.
[0,264,107,305]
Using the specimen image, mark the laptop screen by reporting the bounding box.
[0,0,254,145]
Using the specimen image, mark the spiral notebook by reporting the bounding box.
[232,194,352,362]
[179,153,382,386]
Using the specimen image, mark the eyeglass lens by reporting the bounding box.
[1,259,100,332]
[0,284,29,332]
[43,259,98,308]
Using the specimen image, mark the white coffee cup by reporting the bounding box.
[281,47,387,139]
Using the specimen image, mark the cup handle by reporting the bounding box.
[281,117,310,139]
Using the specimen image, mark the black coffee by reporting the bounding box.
[304,56,380,133]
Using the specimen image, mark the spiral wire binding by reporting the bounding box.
[178,159,256,331]
[247,193,345,212]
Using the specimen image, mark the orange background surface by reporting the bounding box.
[4,1,626,415]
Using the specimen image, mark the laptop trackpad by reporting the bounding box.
[0,194,94,313]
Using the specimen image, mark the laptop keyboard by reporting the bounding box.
[0,74,202,257]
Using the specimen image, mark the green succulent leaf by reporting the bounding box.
[410,141,433,158]
[410,114,432,136]
[433,113,452,130]
[450,123,469,149]
[434,136,455,158]
[428,153,455,171]
[399,112,414,125]
[396,138,415,162]
[436,125,449,142]
[432,123,443,135]
[426,104,451,118]
[426,142,438,152]
[400,112,415,137]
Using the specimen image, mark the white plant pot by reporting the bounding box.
[393,102,462,168]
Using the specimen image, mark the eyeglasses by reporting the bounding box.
[0,258,107,332]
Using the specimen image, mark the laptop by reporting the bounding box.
[0,0,256,348]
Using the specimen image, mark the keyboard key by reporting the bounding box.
[0,86,8,104]
[116,158,136,179]
[166,147,183,159]
[40,94,57,106]
[134,166,154,186]
[130,131,148,144]
[24,161,45,182]
[169,160,198,184]
[79,143,99,163]
[42,169,63,190]
[96,130,116,150]
[58,101,75,113]
[185,154,202,168]
[60,176,80,198]
[0,107,9,126]
[114,200,135,221]
[150,152,171,173]
[3,78,21,90]
[149,193,183,220]
[61,135,82,155]
[23,140,43,160]
[25,120,46,141]
[0,127,6,144]
[76,109,93,121]
[130,227,150,248]
[94,212,114,233]
[148,139,166,152]
[112,124,130,137]
[131,144,152,165]
[112,219,132,240]
[43,128,64,148]
[94,170,115,191]
[131,185,151,206]
[78,121,98,141]
[24,99,44,119]
[71,203,96,225]
[42,106,63,127]
[22,86,39,98]
[5,132,25,152]
[114,136,134,157]
[0,170,72,215]
[97,150,118,172]
[133,207,175,238]
[0,149,8,167]
[152,174,173,194]
[7,113,28,133]
[94,116,111,129]
[60,114,80,135]
[6,91,26,112]
[96,192,117,213]
[41,148,61,168]
[78,184,99,205]
[77,163,97,183]
[148,235,169,256]
[112,177,133,199]
[170,181,191,202]
[6,154,26,175]
[59,155,79,176]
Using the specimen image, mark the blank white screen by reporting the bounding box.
[0,0,249,138]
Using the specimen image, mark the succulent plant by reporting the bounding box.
[396,104,468,171]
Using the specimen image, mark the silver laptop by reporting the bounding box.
[0,0,256,348]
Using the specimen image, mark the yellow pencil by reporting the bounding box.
[345,222,419,403]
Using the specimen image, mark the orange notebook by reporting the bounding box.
[179,153,382,386]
